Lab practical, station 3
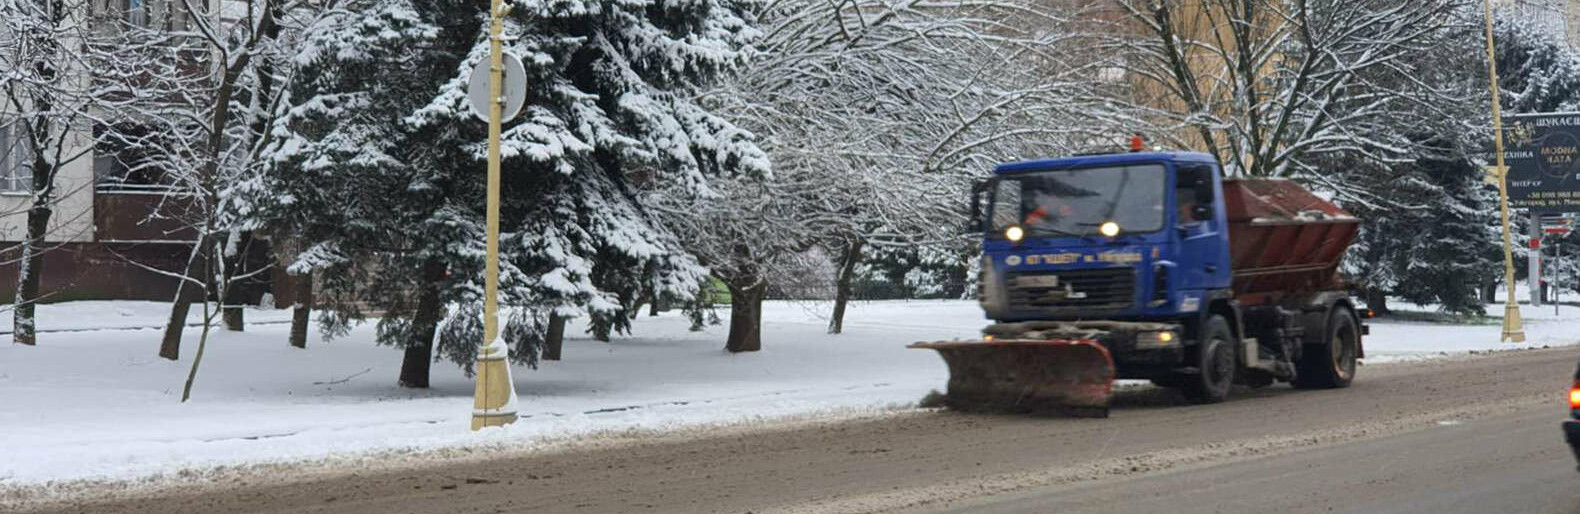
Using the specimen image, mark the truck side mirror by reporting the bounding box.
[1177,164,1216,223]
[1177,166,1214,197]
[969,179,989,232]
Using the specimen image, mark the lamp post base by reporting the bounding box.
[1502,302,1526,343]
[471,335,519,430]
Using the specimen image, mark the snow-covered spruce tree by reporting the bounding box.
[1332,6,1578,317]
[255,0,764,384]
[1497,10,1580,115]
[1335,140,1501,316]
[858,244,975,300]
[239,0,444,376]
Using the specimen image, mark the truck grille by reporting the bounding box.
[1005,268,1135,312]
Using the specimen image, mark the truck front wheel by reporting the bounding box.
[1181,315,1236,404]
[1295,306,1358,389]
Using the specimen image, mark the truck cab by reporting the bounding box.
[976,152,1231,324]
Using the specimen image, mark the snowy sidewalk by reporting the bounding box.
[0,301,295,334]
[1,299,1577,487]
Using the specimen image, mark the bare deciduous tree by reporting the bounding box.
[668,0,1133,345]
[0,0,123,345]
[1103,0,1472,182]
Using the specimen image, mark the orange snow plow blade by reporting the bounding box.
[909,339,1114,417]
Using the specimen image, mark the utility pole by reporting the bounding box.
[1531,212,1543,307]
[472,0,520,430]
[1484,0,1526,342]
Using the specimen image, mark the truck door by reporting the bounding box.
[1174,163,1232,299]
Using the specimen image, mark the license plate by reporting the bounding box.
[1015,275,1059,288]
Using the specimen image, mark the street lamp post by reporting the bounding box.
[472,0,520,430]
[1482,0,1526,343]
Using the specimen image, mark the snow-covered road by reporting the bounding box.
[0,299,1576,487]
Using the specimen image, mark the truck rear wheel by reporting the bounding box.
[1295,306,1358,389]
[1181,315,1235,404]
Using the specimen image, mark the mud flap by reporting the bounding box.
[909,339,1115,417]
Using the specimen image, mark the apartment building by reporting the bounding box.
[0,0,281,305]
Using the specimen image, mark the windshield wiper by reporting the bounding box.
[1021,226,1083,238]
[1098,169,1134,221]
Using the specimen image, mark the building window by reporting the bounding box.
[0,123,35,194]
[94,123,180,193]
[125,0,148,27]
[114,0,193,31]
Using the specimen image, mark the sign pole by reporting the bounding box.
[1531,212,1543,307]
[1484,0,1526,342]
[472,0,520,430]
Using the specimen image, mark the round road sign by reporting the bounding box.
[468,51,527,123]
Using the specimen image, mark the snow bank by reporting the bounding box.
[0,299,1575,486]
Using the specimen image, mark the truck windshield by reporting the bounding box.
[990,164,1167,237]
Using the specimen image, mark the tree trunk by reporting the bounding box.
[828,239,863,334]
[163,3,276,359]
[181,302,216,402]
[222,232,253,331]
[543,312,565,361]
[1365,288,1390,316]
[725,279,765,353]
[399,259,446,388]
[160,299,190,360]
[12,198,51,346]
[644,260,661,317]
[230,2,283,333]
[13,41,62,346]
[289,271,312,349]
[1481,281,1497,303]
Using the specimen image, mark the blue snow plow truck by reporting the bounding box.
[912,149,1368,417]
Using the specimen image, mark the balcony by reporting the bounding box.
[93,186,198,244]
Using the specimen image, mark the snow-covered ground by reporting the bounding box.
[0,301,295,333]
[1,299,1577,488]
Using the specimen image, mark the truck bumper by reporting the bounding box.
[1563,419,1580,470]
[1094,327,1186,379]
[982,320,1185,379]
[1113,348,1186,379]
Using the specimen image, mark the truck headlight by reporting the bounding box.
[1099,221,1120,237]
[1005,225,1025,242]
[1135,330,1179,349]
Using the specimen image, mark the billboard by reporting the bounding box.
[1504,112,1580,212]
